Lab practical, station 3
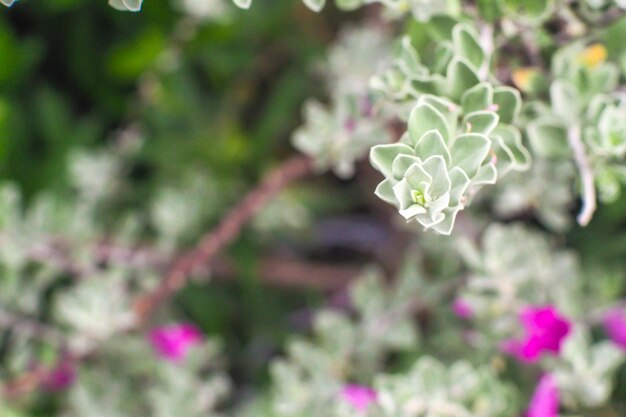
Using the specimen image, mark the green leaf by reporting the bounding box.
[108,0,143,11]
[550,80,582,122]
[463,111,499,135]
[393,154,421,180]
[492,125,531,172]
[461,83,493,115]
[375,179,398,206]
[472,162,498,185]
[370,144,414,178]
[415,130,451,163]
[408,103,452,145]
[452,25,485,71]
[447,166,470,205]
[302,0,326,12]
[447,58,480,101]
[500,0,551,18]
[527,119,570,158]
[493,87,522,124]
[421,155,451,196]
[233,0,253,9]
[450,133,491,177]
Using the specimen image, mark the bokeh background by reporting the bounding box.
[2,0,626,415]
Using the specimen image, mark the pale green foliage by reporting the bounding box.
[109,0,144,11]
[1,0,143,11]
[586,95,626,158]
[370,357,518,417]
[64,336,229,417]
[367,24,530,234]
[293,27,392,178]
[371,25,490,104]
[2,1,626,417]
[552,328,625,409]
[527,42,626,203]
[294,97,390,178]
[491,159,575,231]
[584,0,626,10]
[457,224,581,336]
[150,172,226,248]
[370,86,529,235]
[270,266,421,417]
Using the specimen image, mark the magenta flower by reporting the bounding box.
[525,374,559,417]
[502,306,571,362]
[452,298,473,319]
[41,360,76,392]
[341,384,377,411]
[149,323,203,362]
[603,308,626,350]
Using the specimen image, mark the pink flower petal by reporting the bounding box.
[452,298,473,320]
[502,306,571,362]
[41,360,76,392]
[341,384,377,411]
[526,374,559,417]
[149,323,203,362]
[603,308,626,350]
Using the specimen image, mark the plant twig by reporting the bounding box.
[567,124,596,226]
[133,155,314,323]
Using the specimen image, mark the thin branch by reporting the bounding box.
[2,365,51,399]
[567,124,596,226]
[1,155,315,400]
[133,155,314,323]
[212,256,360,290]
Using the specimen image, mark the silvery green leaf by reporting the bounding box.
[527,118,570,158]
[408,103,452,145]
[464,111,499,135]
[370,143,414,178]
[585,95,626,158]
[447,58,481,101]
[0,0,16,6]
[459,223,582,323]
[493,86,522,124]
[302,0,326,12]
[374,356,519,417]
[109,0,143,11]
[418,94,460,130]
[491,125,532,174]
[422,155,452,196]
[462,82,493,115]
[375,179,399,205]
[500,0,552,19]
[554,328,626,408]
[432,43,454,74]
[452,24,485,72]
[392,154,421,180]
[472,162,498,185]
[588,64,620,95]
[232,0,253,9]
[415,130,451,163]
[550,80,582,122]
[493,159,575,231]
[335,0,362,10]
[450,133,491,177]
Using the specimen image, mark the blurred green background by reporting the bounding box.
[2,1,626,410]
[0,0,382,393]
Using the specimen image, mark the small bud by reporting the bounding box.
[579,43,607,69]
[512,67,540,91]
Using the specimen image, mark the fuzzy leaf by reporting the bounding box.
[370,144,414,178]
[450,133,491,177]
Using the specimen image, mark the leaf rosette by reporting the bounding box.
[370,88,529,235]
